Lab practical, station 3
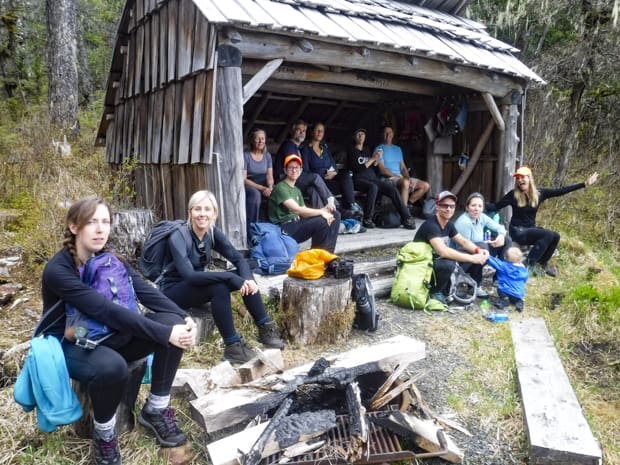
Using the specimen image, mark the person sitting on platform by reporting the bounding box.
[347,128,416,230]
[301,122,363,219]
[269,154,340,253]
[275,119,337,210]
[243,128,274,238]
[375,125,430,210]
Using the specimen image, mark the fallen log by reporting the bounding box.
[371,410,464,463]
[190,335,425,434]
[345,382,368,462]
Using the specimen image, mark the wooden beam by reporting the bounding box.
[276,95,311,144]
[482,92,505,132]
[243,91,271,140]
[261,80,387,104]
[242,58,284,104]
[451,118,495,196]
[242,60,439,96]
[511,318,602,464]
[234,29,524,97]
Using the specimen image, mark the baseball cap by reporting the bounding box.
[435,191,457,203]
[284,154,303,168]
[353,128,366,136]
[513,166,532,177]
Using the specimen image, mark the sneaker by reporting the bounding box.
[430,292,446,304]
[362,218,376,229]
[350,202,364,215]
[494,296,509,310]
[92,430,121,465]
[515,300,524,312]
[258,322,285,349]
[223,339,258,364]
[542,264,557,277]
[476,288,489,298]
[403,216,416,230]
[138,406,187,448]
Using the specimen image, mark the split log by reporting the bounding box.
[281,276,355,345]
[207,410,336,465]
[371,410,464,463]
[239,348,284,383]
[171,363,240,400]
[345,382,368,462]
[190,335,425,434]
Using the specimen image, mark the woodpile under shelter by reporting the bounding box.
[96,0,544,248]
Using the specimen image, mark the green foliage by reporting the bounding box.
[566,284,620,326]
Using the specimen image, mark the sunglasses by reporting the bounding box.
[437,204,456,209]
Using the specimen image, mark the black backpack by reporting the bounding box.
[351,273,379,331]
[138,220,192,282]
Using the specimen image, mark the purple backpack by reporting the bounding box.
[65,252,139,348]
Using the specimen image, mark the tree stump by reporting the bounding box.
[281,276,355,345]
[72,358,147,438]
[186,303,215,343]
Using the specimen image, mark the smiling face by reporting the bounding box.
[515,174,530,192]
[436,198,457,222]
[285,160,302,182]
[70,203,111,261]
[383,127,394,145]
[292,123,307,144]
[466,196,484,220]
[189,196,218,236]
[311,124,325,143]
[250,130,266,153]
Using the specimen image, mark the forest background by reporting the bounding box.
[0,0,618,464]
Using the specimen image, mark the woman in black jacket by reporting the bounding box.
[41,197,197,465]
[491,166,598,276]
[159,190,284,365]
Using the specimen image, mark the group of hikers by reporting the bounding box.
[26,124,598,464]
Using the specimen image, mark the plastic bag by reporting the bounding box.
[287,249,338,280]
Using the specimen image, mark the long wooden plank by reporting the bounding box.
[158,4,168,87]
[190,335,425,434]
[510,318,601,464]
[177,0,194,79]
[150,11,159,92]
[177,78,194,164]
[190,72,206,164]
[167,0,178,83]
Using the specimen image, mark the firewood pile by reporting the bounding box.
[171,336,467,464]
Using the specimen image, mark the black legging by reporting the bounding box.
[353,176,410,221]
[510,225,560,266]
[62,312,184,423]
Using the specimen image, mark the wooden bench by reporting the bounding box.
[510,318,601,464]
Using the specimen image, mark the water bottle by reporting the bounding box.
[483,228,491,242]
[141,353,154,384]
[485,312,509,322]
[480,299,490,312]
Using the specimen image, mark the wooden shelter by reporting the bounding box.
[96,0,544,248]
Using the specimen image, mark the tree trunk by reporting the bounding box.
[46,0,79,131]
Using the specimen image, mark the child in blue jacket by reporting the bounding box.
[486,247,529,311]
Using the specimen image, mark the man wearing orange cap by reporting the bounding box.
[489,166,598,276]
[268,154,340,253]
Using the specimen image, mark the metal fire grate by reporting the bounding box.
[261,412,416,465]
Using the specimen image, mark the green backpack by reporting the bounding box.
[391,242,440,310]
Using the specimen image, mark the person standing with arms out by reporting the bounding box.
[243,128,274,237]
[490,166,598,277]
[160,190,285,365]
[414,191,488,303]
[41,197,197,465]
[347,128,416,230]
[376,125,430,208]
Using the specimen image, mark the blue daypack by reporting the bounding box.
[64,252,139,348]
[249,222,299,275]
[138,220,192,282]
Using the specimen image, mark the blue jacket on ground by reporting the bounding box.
[14,335,82,432]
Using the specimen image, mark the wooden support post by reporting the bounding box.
[281,276,355,345]
[72,358,146,438]
[496,90,521,222]
[213,44,246,249]
[451,118,495,196]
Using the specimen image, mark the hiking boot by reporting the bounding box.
[362,218,376,229]
[223,339,258,364]
[258,322,285,349]
[494,296,509,310]
[92,430,122,465]
[402,216,416,230]
[515,300,524,312]
[138,406,187,448]
[542,264,557,277]
[350,202,364,215]
[430,292,447,304]
[476,288,489,298]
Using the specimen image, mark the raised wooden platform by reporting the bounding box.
[510,318,601,464]
[255,220,420,298]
